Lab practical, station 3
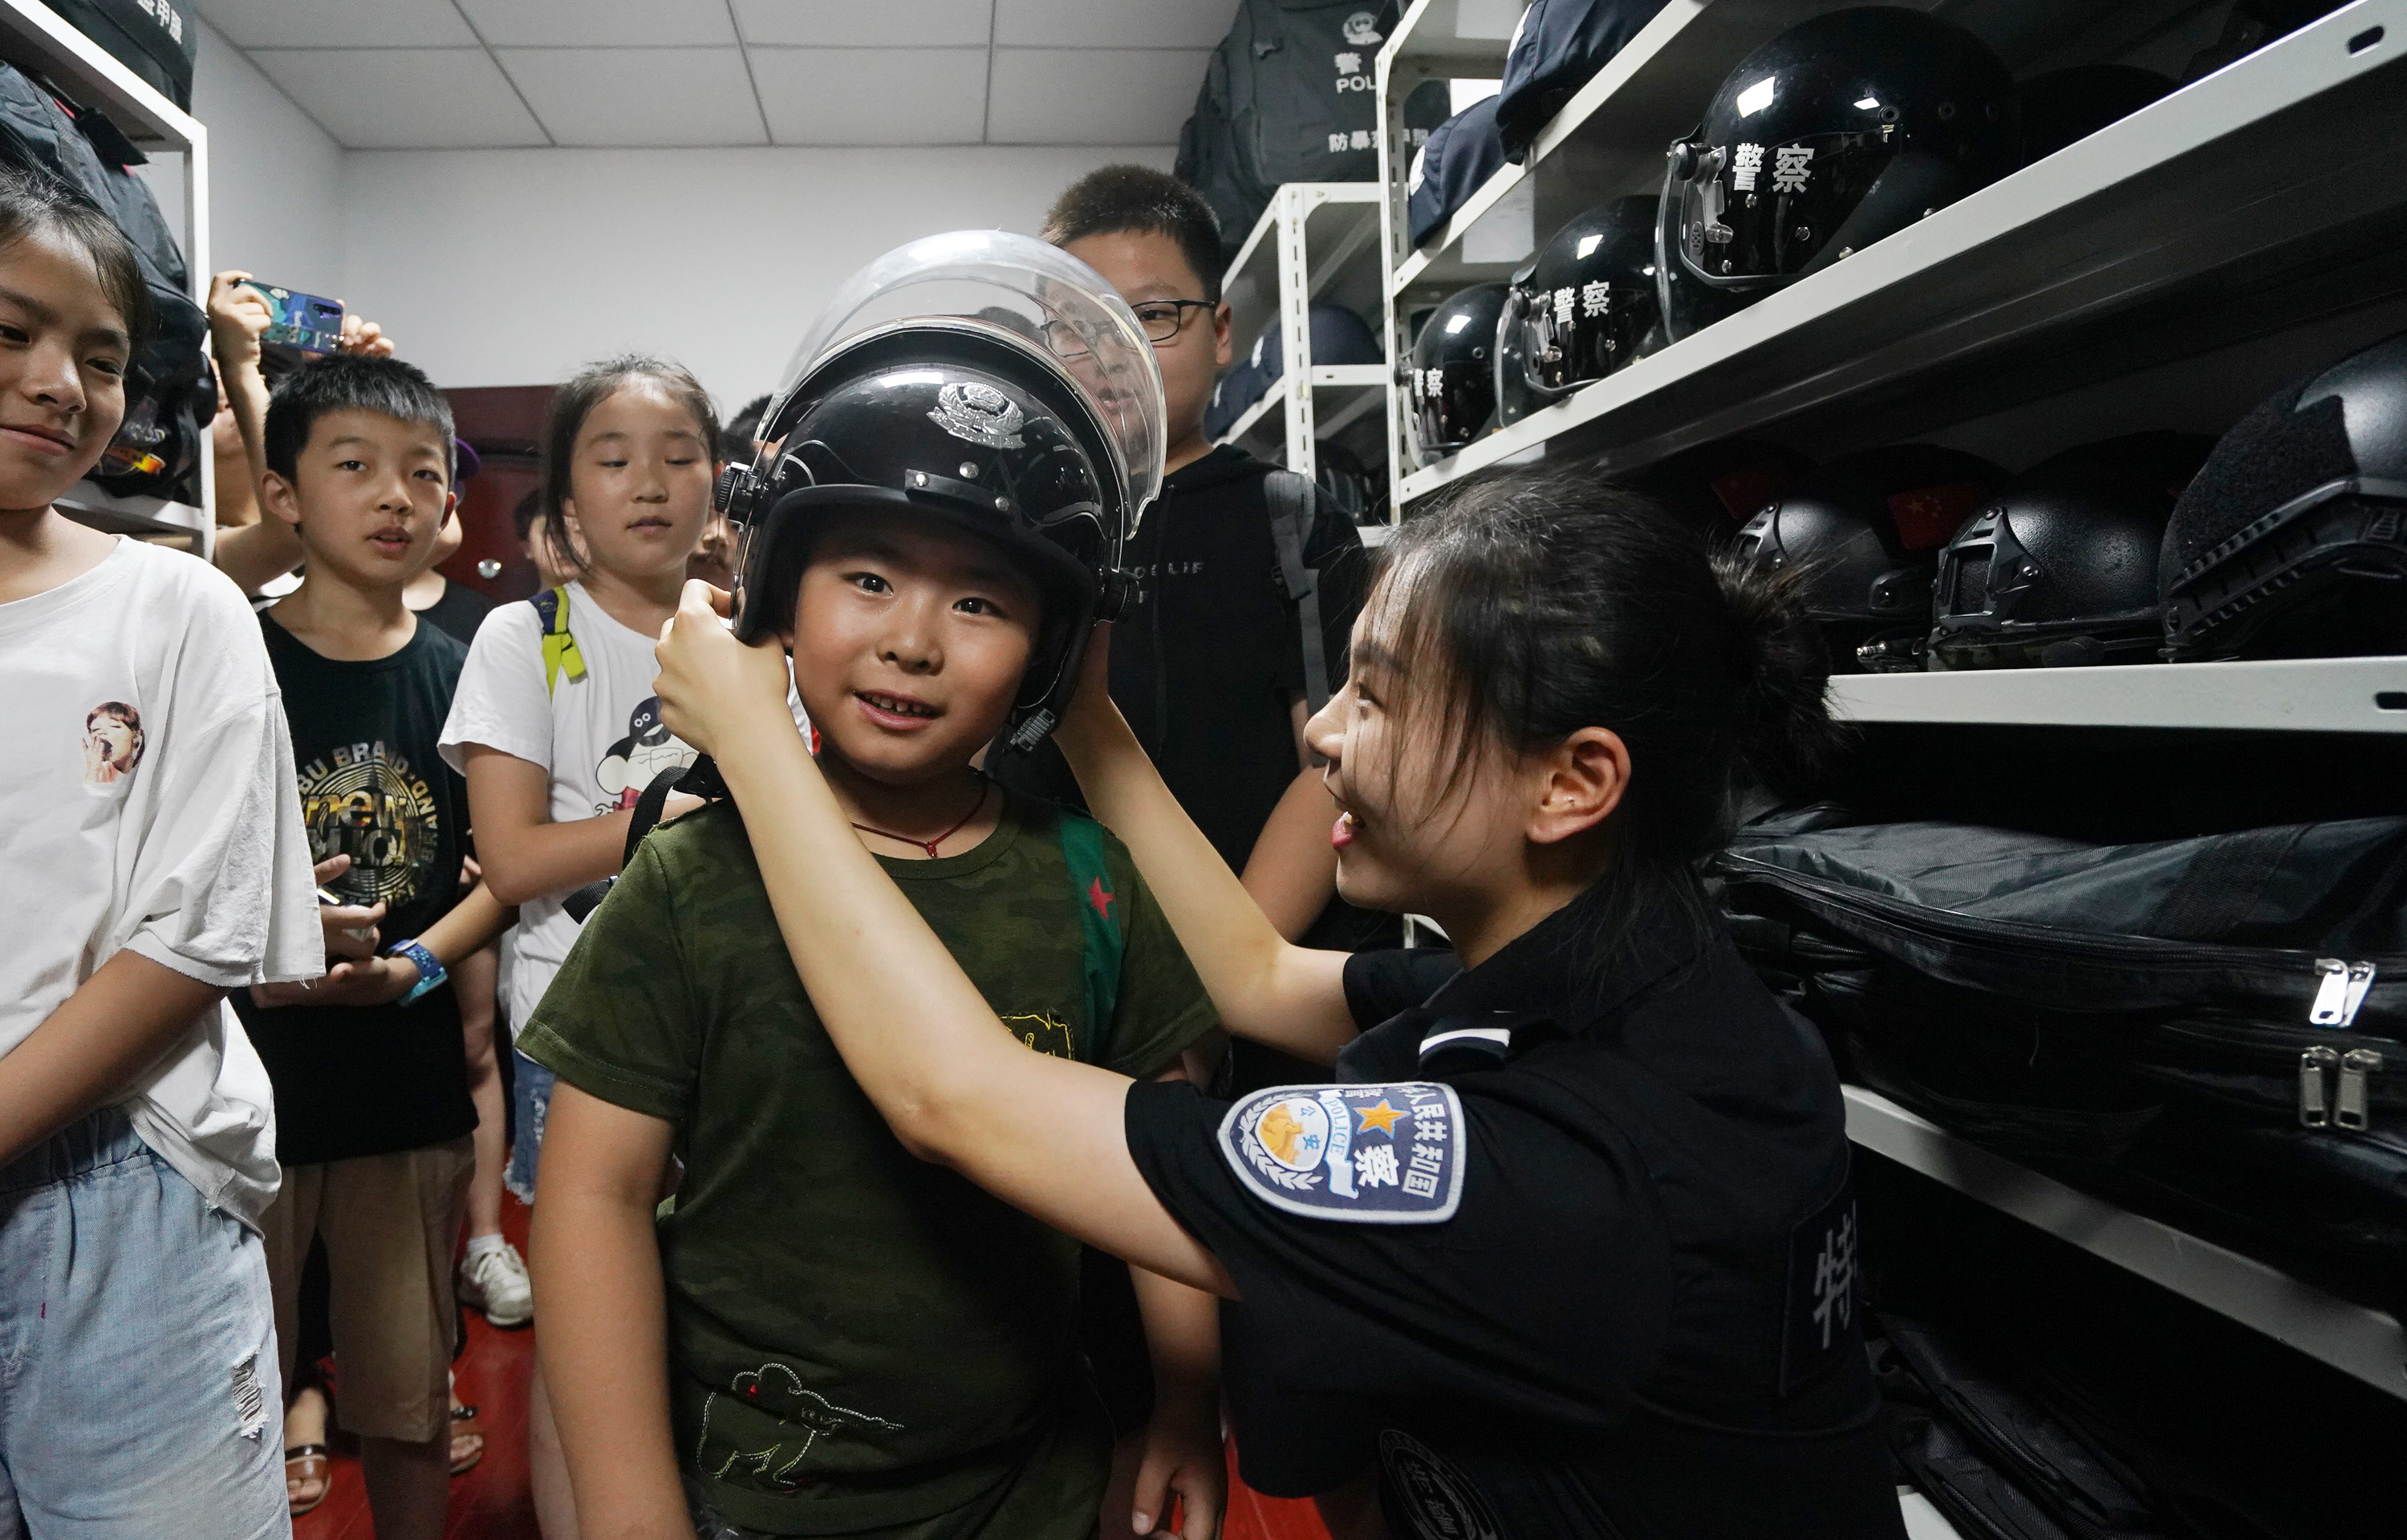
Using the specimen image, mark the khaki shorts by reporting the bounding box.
[262,1137,474,1444]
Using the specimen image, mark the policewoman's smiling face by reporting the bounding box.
[1307,583,1535,921]
[786,508,1040,788]
[0,225,130,513]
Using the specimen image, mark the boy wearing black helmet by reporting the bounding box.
[520,260,1226,1539]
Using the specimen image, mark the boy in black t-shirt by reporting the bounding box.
[233,355,509,1540]
[996,167,1380,957]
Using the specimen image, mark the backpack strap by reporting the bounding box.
[1057,812,1126,1064]
[1263,470,1331,715]
[530,585,587,697]
[623,756,728,869]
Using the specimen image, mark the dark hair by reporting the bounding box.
[0,165,151,352]
[262,353,455,481]
[511,486,544,543]
[1370,465,1849,966]
[722,393,771,460]
[1042,164,1224,303]
[540,353,720,576]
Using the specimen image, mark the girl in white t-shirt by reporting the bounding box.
[440,355,722,1538]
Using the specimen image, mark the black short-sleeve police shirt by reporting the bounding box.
[1125,906,1903,1539]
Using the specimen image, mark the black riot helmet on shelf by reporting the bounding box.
[718,231,1166,753]
[1657,8,2017,343]
[1496,197,1663,428]
[1734,443,2001,671]
[2161,330,2407,663]
[1407,282,1508,464]
[1626,436,1814,536]
[1930,432,2214,671]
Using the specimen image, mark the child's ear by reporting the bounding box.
[260,469,303,529]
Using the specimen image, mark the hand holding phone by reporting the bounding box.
[234,278,345,366]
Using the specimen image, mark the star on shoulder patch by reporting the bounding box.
[1217,1082,1465,1223]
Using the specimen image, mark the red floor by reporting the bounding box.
[291,1196,1328,1540]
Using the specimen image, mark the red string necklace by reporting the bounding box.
[849,780,989,859]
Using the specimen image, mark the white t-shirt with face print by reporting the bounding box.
[439,581,705,1033]
[0,537,323,1228]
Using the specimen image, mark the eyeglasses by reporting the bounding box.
[1128,299,1216,345]
[1037,299,1213,360]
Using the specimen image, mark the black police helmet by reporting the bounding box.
[1628,437,1814,537]
[2016,65,2171,164]
[721,319,1125,753]
[1930,432,2213,671]
[1408,282,1508,464]
[2161,330,2407,662]
[1498,196,1663,427]
[1658,8,2017,342]
[1735,443,2001,671]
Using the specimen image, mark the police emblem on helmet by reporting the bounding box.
[930,381,1026,449]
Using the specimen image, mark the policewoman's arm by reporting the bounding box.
[1052,633,1360,1064]
[652,582,1235,1298]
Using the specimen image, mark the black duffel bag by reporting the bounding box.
[1717,808,2407,1307]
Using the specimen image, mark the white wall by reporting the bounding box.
[181,19,343,296]
[335,144,1174,408]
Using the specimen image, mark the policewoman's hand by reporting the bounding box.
[654,579,791,760]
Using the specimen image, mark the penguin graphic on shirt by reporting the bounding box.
[594,695,695,812]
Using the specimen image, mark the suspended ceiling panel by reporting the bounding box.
[199,0,1236,148]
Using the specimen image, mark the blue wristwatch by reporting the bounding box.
[388,939,445,1005]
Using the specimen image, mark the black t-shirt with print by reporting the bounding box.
[994,445,1392,955]
[236,612,477,1166]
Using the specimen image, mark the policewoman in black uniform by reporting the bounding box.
[654,461,1904,1540]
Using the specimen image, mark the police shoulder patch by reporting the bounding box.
[1216,1082,1465,1223]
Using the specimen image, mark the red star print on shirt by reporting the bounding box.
[1087,876,1115,922]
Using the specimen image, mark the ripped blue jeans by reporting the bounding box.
[506,1045,556,1204]
[0,1108,286,1540]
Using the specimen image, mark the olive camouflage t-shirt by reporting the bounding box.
[517,792,1216,1537]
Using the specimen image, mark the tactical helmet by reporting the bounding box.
[1627,437,1814,535]
[1496,197,1663,428]
[1407,282,1508,464]
[1930,432,2213,671]
[2161,330,2407,662]
[717,231,1165,752]
[1735,443,2001,671]
[1658,8,2016,342]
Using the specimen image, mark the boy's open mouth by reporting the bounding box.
[854,690,941,727]
[367,526,412,554]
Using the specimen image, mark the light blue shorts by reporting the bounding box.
[0,1108,287,1540]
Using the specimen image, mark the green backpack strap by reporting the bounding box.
[530,584,587,697]
[1057,813,1126,1064]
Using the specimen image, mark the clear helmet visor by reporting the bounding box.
[776,230,1166,534]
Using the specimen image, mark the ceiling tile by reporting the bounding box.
[987,48,1204,144]
[195,0,477,50]
[497,49,764,146]
[732,0,993,49]
[249,48,549,149]
[994,0,1239,50]
[747,47,988,144]
[457,0,738,47]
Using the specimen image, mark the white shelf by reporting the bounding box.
[1845,1086,2407,1402]
[1378,0,1524,71]
[1218,366,1393,456]
[1830,658,2407,735]
[56,480,208,543]
[1397,0,2407,505]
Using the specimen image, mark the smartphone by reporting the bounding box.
[237,280,344,365]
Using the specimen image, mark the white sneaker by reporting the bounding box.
[457,1241,533,1328]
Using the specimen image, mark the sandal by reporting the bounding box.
[449,1401,485,1477]
[286,1443,331,1517]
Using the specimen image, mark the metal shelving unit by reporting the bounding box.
[1371,0,2407,1406]
[0,0,212,553]
[1214,183,1392,496]
[1846,1088,2407,1400]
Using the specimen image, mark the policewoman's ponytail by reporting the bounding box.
[1370,464,1847,972]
